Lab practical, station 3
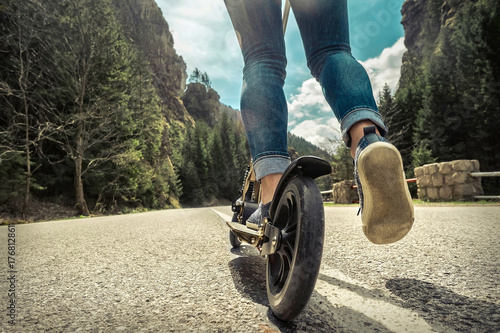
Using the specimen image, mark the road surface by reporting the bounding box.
[1,205,499,332]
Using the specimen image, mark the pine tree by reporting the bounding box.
[90,43,174,211]
[179,126,205,203]
[330,143,353,183]
[216,112,238,199]
[378,83,416,172]
[452,0,500,192]
[378,84,394,115]
[201,72,212,88]
[189,67,202,83]
[41,0,153,215]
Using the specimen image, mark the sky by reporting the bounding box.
[157,0,407,148]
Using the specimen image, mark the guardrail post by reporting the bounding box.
[330,180,358,204]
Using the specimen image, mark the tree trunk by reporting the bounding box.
[23,134,30,217]
[22,113,30,218]
[20,37,30,218]
[74,122,90,216]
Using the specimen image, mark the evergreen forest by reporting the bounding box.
[1,0,499,222]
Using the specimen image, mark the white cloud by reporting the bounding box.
[288,79,330,119]
[360,37,407,99]
[290,118,340,149]
[287,78,340,147]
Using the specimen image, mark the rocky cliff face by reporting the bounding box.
[401,0,426,56]
[112,0,193,124]
[401,0,467,57]
[397,0,470,112]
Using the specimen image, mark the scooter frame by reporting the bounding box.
[227,156,331,255]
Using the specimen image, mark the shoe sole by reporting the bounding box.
[357,142,414,244]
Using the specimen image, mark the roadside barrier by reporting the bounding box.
[414,160,484,202]
[324,160,498,203]
[470,172,500,200]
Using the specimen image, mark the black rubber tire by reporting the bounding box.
[229,212,242,248]
[266,175,325,321]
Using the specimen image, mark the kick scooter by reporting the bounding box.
[227,156,331,321]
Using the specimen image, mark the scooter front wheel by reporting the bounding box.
[266,175,325,321]
[229,212,242,248]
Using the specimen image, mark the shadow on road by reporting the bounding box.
[386,278,500,332]
[227,246,392,332]
[228,245,268,305]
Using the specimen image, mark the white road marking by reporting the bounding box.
[314,266,455,332]
[211,209,232,223]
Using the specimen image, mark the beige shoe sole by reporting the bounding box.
[357,142,414,244]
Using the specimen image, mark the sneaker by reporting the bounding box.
[354,126,414,244]
[246,201,271,230]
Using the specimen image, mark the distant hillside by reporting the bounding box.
[220,104,244,132]
[287,133,335,190]
[287,133,333,161]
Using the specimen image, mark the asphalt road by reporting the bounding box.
[1,205,499,332]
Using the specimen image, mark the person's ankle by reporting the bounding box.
[260,173,282,204]
[349,121,380,158]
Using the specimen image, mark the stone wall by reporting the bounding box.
[414,160,483,202]
[331,180,358,204]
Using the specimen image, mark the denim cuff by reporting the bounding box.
[341,108,388,147]
[253,154,291,181]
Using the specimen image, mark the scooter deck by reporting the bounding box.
[226,221,262,246]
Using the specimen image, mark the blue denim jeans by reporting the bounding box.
[224,0,388,180]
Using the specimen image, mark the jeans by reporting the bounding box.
[224,0,388,181]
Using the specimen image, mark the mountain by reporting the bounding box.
[111,0,193,124]
[112,0,245,132]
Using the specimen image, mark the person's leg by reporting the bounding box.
[290,0,413,244]
[224,0,290,213]
[289,0,387,146]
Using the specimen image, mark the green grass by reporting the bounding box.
[411,199,499,206]
[324,199,499,207]
[323,202,357,207]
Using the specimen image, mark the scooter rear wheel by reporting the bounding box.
[266,175,325,321]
